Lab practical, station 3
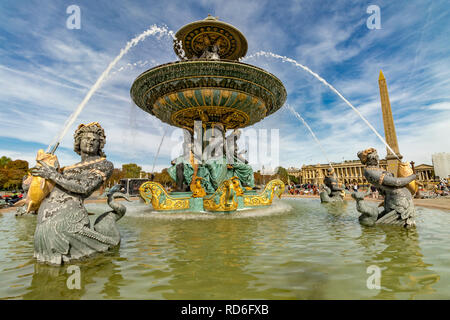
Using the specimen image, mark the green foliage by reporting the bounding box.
[0,158,29,190]
[154,168,175,187]
[6,160,28,171]
[107,168,125,186]
[275,166,288,184]
[122,163,142,178]
[288,175,299,184]
[0,170,7,189]
[0,156,12,168]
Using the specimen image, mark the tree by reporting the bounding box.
[288,175,299,184]
[275,166,289,184]
[122,163,142,178]
[254,170,263,185]
[0,169,8,190]
[154,168,175,187]
[0,156,12,168]
[6,160,28,171]
[1,159,29,190]
[107,168,125,187]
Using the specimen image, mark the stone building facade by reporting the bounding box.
[287,167,302,179]
[299,160,387,185]
[299,160,436,186]
[414,164,435,183]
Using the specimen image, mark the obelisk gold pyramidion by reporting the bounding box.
[378,70,402,176]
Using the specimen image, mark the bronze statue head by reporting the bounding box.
[74,122,106,157]
[357,148,378,166]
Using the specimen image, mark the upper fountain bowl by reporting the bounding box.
[130,60,287,129]
[174,15,248,61]
[130,16,286,130]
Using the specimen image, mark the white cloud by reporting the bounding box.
[426,102,450,111]
[0,0,449,173]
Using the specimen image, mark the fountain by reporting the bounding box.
[2,12,449,299]
[131,15,286,212]
[20,16,421,268]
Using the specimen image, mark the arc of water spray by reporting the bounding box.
[151,127,168,173]
[46,25,185,154]
[244,51,400,160]
[286,104,334,170]
[105,60,151,81]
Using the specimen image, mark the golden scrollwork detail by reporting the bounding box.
[139,181,190,210]
[203,179,238,212]
[190,176,206,198]
[230,176,244,196]
[243,179,285,207]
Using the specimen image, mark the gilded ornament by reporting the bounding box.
[231,176,244,196]
[190,176,206,198]
[203,179,238,212]
[140,181,190,210]
[243,179,284,207]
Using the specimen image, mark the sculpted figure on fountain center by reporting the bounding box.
[225,129,255,188]
[168,129,226,194]
[170,135,195,192]
[356,148,416,228]
[199,44,221,60]
[169,127,255,194]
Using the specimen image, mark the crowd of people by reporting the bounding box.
[286,182,366,196]
[286,183,318,195]
[428,178,450,197]
[0,191,24,208]
[286,176,450,199]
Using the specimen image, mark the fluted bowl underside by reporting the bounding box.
[130,60,287,129]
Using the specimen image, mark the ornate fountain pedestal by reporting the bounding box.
[131,16,287,213]
[139,178,285,213]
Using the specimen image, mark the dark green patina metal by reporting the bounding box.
[130,60,286,129]
[131,17,287,211]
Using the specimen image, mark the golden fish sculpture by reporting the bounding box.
[397,161,418,196]
[24,149,59,213]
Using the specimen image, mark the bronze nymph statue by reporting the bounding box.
[31,122,127,265]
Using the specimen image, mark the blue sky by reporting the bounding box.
[0,0,449,173]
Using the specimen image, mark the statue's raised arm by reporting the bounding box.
[379,172,416,188]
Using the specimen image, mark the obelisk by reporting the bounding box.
[378,70,402,176]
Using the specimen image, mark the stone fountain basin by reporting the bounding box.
[130,60,287,129]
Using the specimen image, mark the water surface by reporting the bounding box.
[0,199,448,299]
